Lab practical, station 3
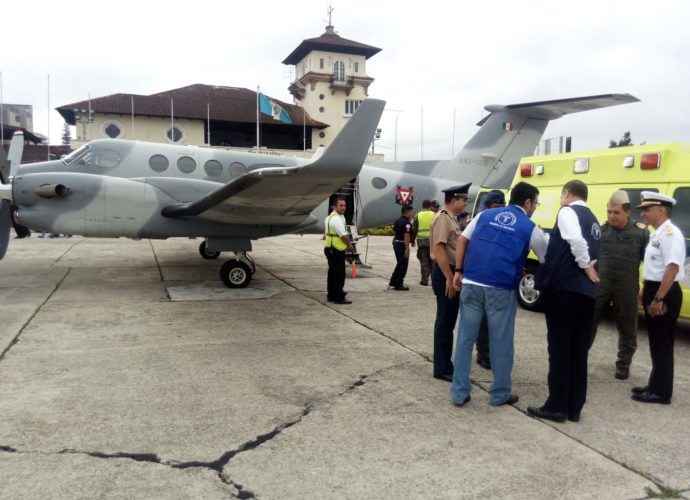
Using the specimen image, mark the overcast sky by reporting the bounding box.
[2,0,689,161]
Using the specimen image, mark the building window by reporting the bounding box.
[177,156,196,173]
[149,154,169,172]
[354,62,359,73]
[319,131,325,138]
[102,120,124,139]
[204,159,223,177]
[319,94,325,100]
[319,106,325,113]
[319,58,324,69]
[345,100,362,115]
[165,124,185,144]
[333,60,345,82]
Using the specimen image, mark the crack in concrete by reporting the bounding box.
[0,267,71,362]
[148,239,165,282]
[0,364,403,499]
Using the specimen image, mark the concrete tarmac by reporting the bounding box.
[0,234,688,499]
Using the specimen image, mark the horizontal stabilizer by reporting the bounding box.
[479,93,639,124]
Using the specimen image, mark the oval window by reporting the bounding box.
[204,159,223,177]
[372,177,388,189]
[103,122,123,139]
[319,106,325,113]
[149,154,169,172]
[165,125,186,144]
[229,162,246,178]
[177,156,196,173]
[319,131,325,139]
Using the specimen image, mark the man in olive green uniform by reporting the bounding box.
[590,190,649,379]
[413,199,438,286]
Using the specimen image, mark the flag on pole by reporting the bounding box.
[259,93,293,124]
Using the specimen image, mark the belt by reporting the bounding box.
[393,239,406,243]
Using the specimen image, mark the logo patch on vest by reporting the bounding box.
[492,210,517,228]
[591,223,601,240]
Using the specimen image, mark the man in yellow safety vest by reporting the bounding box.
[413,199,438,286]
[324,198,355,304]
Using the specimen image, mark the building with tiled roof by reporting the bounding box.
[57,84,327,150]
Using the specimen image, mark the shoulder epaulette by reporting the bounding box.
[635,222,647,229]
[664,225,674,234]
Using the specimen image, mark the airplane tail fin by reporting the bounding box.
[439,93,639,189]
[303,98,385,177]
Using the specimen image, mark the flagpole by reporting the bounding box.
[170,99,174,142]
[451,107,456,159]
[207,103,210,146]
[47,75,50,160]
[131,95,135,137]
[420,105,424,161]
[88,93,92,141]
[256,85,260,148]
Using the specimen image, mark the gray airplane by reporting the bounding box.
[0,93,637,288]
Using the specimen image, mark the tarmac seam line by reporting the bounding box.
[148,239,165,282]
[52,237,86,264]
[0,267,71,362]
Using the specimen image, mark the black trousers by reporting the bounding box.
[544,290,595,416]
[324,247,346,301]
[389,241,409,287]
[642,281,682,399]
[431,263,460,377]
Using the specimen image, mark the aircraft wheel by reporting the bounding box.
[220,259,252,288]
[517,263,544,312]
[199,241,220,260]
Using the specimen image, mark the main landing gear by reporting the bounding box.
[219,252,256,288]
[199,240,221,260]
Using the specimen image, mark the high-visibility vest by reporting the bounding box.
[416,210,434,238]
[325,212,347,251]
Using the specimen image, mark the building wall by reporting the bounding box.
[72,113,204,149]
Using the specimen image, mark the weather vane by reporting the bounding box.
[327,3,334,26]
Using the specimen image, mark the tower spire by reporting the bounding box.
[327,3,334,28]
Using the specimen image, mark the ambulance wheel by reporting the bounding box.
[220,259,252,288]
[199,241,220,260]
[518,264,544,312]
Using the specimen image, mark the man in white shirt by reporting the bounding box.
[324,198,355,304]
[632,191,685,404]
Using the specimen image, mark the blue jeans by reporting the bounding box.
[450,284,517,405]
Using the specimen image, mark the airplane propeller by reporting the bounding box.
[0,131,27,259]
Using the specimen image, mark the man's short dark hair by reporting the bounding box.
[422,199,431,209]
[509,182,539,207]
[402,204,414,214]
[563,180,588,201]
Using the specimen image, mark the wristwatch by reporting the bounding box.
[653,295,664,303]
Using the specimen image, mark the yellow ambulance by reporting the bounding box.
[477,142,690,318]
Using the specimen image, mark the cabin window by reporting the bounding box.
[149,154,169,172]
[73,148,120,168]
[372,177,387,189]
[229,162,247,178]
[102,120,124,139]
[177,156,196,173]
[204,159,223,177]
[333,60,345,82]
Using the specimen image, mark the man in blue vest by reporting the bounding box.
[450,182,547,406]
[529,180,600,423]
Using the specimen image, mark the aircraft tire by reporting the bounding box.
[220,259,252,288]
[199,241,221,260]
[517,263,544,312]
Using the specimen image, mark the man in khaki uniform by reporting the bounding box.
[590,190,649,379]
[430,183,471,381]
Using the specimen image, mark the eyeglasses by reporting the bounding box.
[531,200,540,207]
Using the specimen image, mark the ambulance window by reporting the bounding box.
[671,188,690,238]
[473,192,489,217]
[621,188,657,223]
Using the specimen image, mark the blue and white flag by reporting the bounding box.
[259,93,292,124]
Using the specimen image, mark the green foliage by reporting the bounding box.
[61,122,72,146]
[644,485,682,498]
[609,131,633,148]
[361,225,394,236]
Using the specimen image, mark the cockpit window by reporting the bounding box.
[62,145,90,165]
[72,148,121,168]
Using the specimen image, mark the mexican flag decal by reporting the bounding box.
[502,122,514,131]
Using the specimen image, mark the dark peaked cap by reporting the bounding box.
[442,183,471,197]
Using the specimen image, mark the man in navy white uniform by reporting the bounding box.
[450,182,547,406]
[529,180,600,423]
[632,191,685,404]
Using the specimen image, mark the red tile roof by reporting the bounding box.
[56,84,326,128]
[283,25,381,65]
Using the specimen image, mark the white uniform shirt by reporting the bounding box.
[642,219,686,281]
[325,211,348,237]
[557,200,592,269]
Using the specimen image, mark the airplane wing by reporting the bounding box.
[161,98,385,226]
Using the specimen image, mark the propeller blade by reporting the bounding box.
[0,199,11,260]
[8,131,24,179]
[0,143,8,184]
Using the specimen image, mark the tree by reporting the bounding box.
[61,122,72,146]
[609,131,632,148]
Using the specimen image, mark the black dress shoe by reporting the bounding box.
[495,394,519,406]
[527,405,567,423]
[476,357,491,370]
[433,374,453,382]
[568,413,580,422]
[393,285,410,291]
[333,299,352,305]
[631,391,670,404]
[452,395,471,406]
[631,385,649,395]
[615,367,629,380]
